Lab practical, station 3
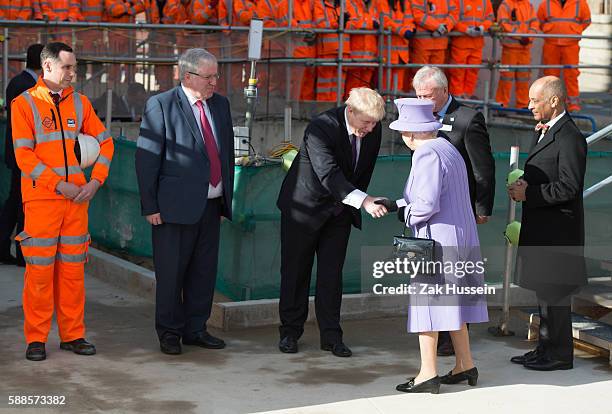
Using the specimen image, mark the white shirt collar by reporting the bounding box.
[545,111,566,129]
[437,95,453,118]
[344,107,356,137]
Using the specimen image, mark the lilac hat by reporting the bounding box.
[389,98,442,132]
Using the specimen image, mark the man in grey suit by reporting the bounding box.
[135,48,235,355]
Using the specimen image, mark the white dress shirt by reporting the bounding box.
[538,111,566,143]
[341,107,368,209]
[181,84,223,199]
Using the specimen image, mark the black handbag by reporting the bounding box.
[392,207,436,275]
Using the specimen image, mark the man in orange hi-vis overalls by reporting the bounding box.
[39,0,84,45]
[448,0,494,98]
[538,0,591,112]
[495,0,538,108]
[11,43,114,361]
[104,0,145,84]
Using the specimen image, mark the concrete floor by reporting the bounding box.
[0,264,610,414]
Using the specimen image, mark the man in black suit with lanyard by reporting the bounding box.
[412,66,496,356]
[276,88,388,357]
[0,44,44,266]
[508,76,587,371]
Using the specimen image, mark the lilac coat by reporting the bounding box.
[403,138,489,333]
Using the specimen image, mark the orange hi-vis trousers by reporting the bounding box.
[17,199,90,344]
[449,44,483,96]
[495,45,531,108]
[542,42,581,108]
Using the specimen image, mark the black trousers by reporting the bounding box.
[279,209,352,344]
[0,168,24,261]
[537,292,574,362]
[152,198,221,340]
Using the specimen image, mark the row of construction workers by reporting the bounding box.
[1,0,591,110]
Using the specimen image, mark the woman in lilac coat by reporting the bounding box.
[390,98,488,394]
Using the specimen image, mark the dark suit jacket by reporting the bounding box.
[135,86,235,224]
[439,97,496,217]
[516,113,587,291]
[5,70,38,170]
[277,105,382,231]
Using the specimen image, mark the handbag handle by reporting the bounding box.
[401,206,432,239]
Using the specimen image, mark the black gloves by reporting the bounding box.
[404,28,416,39]
[519,37,530,45]
[397,206,406,223]
[373,19,380,30]
[343,12,350,28]
[374,198,398,212]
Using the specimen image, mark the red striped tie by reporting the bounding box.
[195,100,222,187]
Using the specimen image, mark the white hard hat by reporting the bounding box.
[76,133,101,169]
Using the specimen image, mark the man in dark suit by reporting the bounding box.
[413,65,496,356]
[0,43,44,266]
[135,48,235,355]
[276,88,388,357]
[508,76,587,371]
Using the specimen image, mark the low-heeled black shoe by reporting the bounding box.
[396,376,441,394]
[440,367,478,386]
[279,337,298,353]
[510,349,541,365]
[60,338,96,355]
[183,332,226,349]
[321,342,352,357]
[26,342,46,361]
[523,356,573,371]
[160,334,182,355]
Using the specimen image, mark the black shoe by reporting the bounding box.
[0,255,17,265]
[396,376,441,394]
[279,336,298,353]
[60,338,96,355]
[440,367,478,386]
[321,342,352,357]
[183,332,226,349]
[437,341,455,357]
[26,342,46,361]
[510,349,540,365]
[159,334,182,355]
[523,356,573,371]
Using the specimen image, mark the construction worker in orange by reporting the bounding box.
[218,0,257,98]
[494,0,538,108]
[0,0,36,78]
[11,43,114,361]
[104,0,145,84]
[448,0,494,99]
[343,0,378,96]
[313,0,360,102]
[538,0,591,112]
[256,0,317,101]
[374,0,415,95]
[408,0,458,88]
[192,0,225,89]
[39,0,84,45]
[77,0,106,94]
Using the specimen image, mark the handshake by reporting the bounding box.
[363,196,398,219]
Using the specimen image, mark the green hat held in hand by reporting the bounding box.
[507,169,524,186]
[504,221,521,245]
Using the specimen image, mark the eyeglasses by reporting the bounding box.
[188,71,221,82]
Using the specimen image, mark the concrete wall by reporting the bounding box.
[580,14,612,93]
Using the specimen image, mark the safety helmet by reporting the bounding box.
[75,133,100,169]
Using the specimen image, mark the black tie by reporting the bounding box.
[350,134,357,170]
[49,92,60,106]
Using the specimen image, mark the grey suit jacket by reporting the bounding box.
[135,86,235,224]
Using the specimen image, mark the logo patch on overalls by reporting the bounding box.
[42,116,53,129]
[67,119,76,127]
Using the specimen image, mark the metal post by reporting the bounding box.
[489,32,499,106]
[105,88,113,132]
[3,28,9,108]
[336,0,345,106]
[244,60,258,151]
[285,0,293,105]
[483,80,490,122]
[385,32,392,97]
[284,106,292,141]
[489,145,519,337]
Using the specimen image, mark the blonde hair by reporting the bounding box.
[345,88,385,121]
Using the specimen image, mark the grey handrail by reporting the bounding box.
[586,123,612,147]
[583,123,612,199]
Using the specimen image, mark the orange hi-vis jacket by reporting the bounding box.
[161,0,190,23]
[375,0,415,64]
[348,0,378,61]
[497,0,538,48]
[0,0,32,20]
[313,0,360,56]
[538,0,590,46]
[257,0,316,58]
[39,0,83,21]
[452,0,493,48]
[191,0,219,24]
[80,0,105,21]
[218,0,256,25]
[11,78,114,203]
[143,0,160,23]
[104,0,145,23]
[411,0,458,50]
